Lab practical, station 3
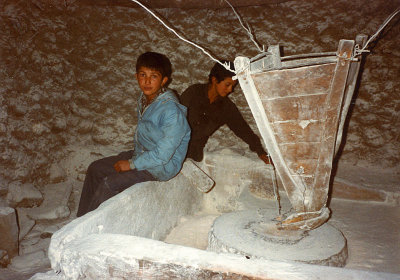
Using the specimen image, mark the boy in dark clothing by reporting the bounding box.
[180,60,271,165]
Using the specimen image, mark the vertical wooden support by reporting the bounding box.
[310,40,355,211]
[335,34,368,154]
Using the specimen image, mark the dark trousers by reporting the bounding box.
[76,150,156,217]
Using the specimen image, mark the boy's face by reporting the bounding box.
[136,66,168,98]
[212,76,237,98]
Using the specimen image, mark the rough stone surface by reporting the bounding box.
[208,209,348,267]
[26,181,73,221]
[0,0,399,278]
[332,179,386,202]
[0,250,10,268]
[0,198,7,208]
[6,182,43,208]
[8,250,50,273]
[29,270,59,280]
[43,233,398,280]
[0,207,19,260]
[19,168,400,279]
[200,150,276,213]
[48,161,204,272]
[48,163,67,184]
[164,213,219,250]
[15,208,36,241]
[180,159,215,193]
[1,0,398,186]
[18,225,52,256]
[0,177,8,196]
[332,163,400,205]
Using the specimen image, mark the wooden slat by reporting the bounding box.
[309,39,355,211]
[335,34,368,154]
[272,121,323,143]
[278,143,320,161]
[278,143,320,177]
[264,94,327,122]
[78,0,291,9]
[235,57,306,212]
[287,159,318,178]
[252,63,335,99]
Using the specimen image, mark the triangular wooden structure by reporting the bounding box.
[235,35,367,230]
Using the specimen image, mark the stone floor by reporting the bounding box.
[164,197,400,274]
[0,164,399,279]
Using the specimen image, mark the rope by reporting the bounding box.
[353,7,400,58]
[269,157,281,216]
[223,0,265,53]
[129,0,235,73]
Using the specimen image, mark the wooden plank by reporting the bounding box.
[286,159,318,178]
[264,94,327,122]
[250,45,281,72]
[309,39,355,211]
[281,56,337,69]
[273,121,323,143]
[278,143,320,161]
[78,0,292,9]
[278,143,319,177]
[252,63,335,99]
[235,57,306,212]
[335,34,368,154]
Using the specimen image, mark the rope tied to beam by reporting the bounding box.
[352,7,400,59]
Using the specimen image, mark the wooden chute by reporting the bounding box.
[235,35,367,230]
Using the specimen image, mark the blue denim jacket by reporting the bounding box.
[132,89,191,181]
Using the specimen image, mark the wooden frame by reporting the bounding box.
[234,35,367,230]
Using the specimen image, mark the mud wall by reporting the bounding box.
[1,0,399,185]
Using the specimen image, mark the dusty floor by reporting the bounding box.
[0,169,399,279]
[164,164,400,274]
[0,202,398,280]
[165,197,400,274]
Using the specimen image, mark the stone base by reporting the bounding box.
[208,209,348,267]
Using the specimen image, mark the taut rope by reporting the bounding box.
[129,0,235,73]
[223,0,265,53]
[353,7,400,58]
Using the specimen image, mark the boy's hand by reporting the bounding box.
[259,153,274,166]
[114,160,131,172]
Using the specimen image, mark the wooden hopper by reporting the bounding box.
[234,35,367,230]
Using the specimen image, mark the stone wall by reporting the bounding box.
[1,0,399,187]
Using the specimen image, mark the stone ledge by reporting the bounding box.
[48,160,205,273]
[55,233,398,280]
[331,178,399,205]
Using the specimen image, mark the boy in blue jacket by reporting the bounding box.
[77,52,191,217]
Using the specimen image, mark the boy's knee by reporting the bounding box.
[87,157,108,173]
[96,178,117,199]
[86,161,99,175]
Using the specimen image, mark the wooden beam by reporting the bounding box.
[76,0,291,9]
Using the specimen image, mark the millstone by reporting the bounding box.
[208,209,348,267]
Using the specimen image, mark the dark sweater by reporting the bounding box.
[180,83,266,162]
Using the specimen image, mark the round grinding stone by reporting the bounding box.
[208,209,348,267]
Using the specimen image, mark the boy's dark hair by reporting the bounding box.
[208,60,235,83]
[136,52,172,79]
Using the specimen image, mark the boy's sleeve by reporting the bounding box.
[225,101,266,156]
[133,102,189,170]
